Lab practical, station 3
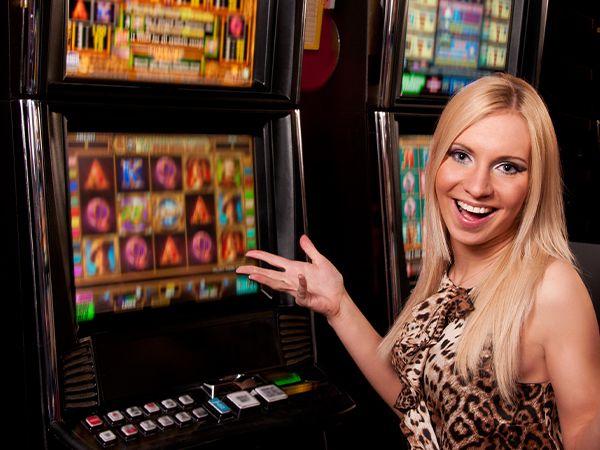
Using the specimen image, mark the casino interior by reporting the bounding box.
[5,1,598,449]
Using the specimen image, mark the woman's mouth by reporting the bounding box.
[456,200,495,221]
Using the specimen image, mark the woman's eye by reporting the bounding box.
[497,162,522,175]
[450,150,470,164]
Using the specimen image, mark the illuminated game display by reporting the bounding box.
[67,132,258,322]
[401,0,513,96]
[398,135,430,280]
[65,0,257,86]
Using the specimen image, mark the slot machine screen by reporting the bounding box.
[67,132,260,323]
[397,135,431,281]
[400,0,514,96]
[65,0,257,87]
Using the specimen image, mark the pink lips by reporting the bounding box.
[454,200,495,229]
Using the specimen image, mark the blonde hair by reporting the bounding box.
[379,73,572,403]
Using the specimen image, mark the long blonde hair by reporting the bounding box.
[379,73,572,403]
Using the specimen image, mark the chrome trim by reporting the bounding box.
[294,0,307,104]
[292,109,308,236]
[507,0,524,77]
[374,111,402,325]
[19,0,42,94]
[292,109,317,364]
[377,0,402,108]
[19,100,60,422]
[532,0,549,88]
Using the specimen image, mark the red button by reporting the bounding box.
[85,415,103,429]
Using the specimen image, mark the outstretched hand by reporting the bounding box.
[236,235,347,320]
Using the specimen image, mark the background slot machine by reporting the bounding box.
[371,0,548,321]
[44,0,303,103]
[10,1,356,449]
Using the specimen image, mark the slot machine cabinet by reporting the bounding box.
[16,101,355,450]
[10,0,357,448]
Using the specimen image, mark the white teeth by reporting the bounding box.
[457,200,492,214]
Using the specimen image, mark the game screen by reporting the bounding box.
[400,0,513,96]
[65,0,257,86]
[67,132,259,323]
[398,135,430,281]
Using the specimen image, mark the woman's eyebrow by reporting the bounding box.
[451,142,528,165]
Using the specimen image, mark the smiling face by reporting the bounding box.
[434,111,531,254]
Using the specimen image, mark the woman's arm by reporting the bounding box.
[536,260,600,450]
[236,235,403,410]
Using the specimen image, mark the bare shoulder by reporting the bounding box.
[535,258,597,335]
[537,258,590,307]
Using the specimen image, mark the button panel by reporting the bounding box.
[79,382,289,447]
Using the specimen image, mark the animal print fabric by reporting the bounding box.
[391,274,562,449]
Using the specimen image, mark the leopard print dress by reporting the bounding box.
[391,274,563,449]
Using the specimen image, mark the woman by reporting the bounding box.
[236,74,600,449]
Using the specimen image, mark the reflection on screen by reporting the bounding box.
[398,135,430,280]
[401,0,513,96]
[67,133,259,322]
[65,0,257,87]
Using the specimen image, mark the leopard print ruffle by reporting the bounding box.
[391,274,563,449]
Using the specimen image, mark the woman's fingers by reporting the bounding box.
[299,235,322,263]
[297,273,308,303]
[243,249,293,271]
[246,272,297,294]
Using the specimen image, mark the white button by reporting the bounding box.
[175,411,192,424]
[157,415,175,428]
[106,410,124,423]
[192,407,208,420]
[227,390,260,409]
[126,406,143,418]
[178,394,194,406]
[253,384,288,403]
[161,398,177,410]
[139,419,157,433]
[98,430,116,444]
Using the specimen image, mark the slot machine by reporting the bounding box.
[371,0,548,320]
[10,1,356,448]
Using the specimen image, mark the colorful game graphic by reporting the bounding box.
[120,235,153,272]
[216,156,242,188]
[398,135,431,280]
[67,133,258,322]
[186,194,215,226]
[84,236,117,277]
[401,0,514,96]
[65,0,258,87]
[117,194,150,234]
[189,230,217,265]
[152,156,182,191]
[218,192,243,225]
[220,229,245,263]
[155,233,186,268]
[117,156,149,192]
[185,157,212,190]
[152,194,185,232]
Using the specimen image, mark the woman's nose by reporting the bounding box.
[463,167,493,198]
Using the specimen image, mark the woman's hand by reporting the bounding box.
[236,235,347,320]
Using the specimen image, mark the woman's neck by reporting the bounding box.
[449,240,511,288]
